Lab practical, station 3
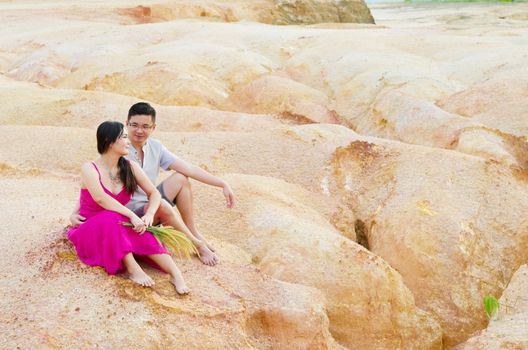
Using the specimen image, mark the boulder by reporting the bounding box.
[117,0,375,25]
[328,139,528,346]
[269,0,374,25]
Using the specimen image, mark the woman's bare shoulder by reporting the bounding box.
[79,162,98,188]
[80,161,100,178]
[129,159,142,173]
[81,161,96,171]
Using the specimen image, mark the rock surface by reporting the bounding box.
[193,173,442,349]
[1,1,528,349]
[116,0,375,25]
[454,264,528,349]
[328,139,528,347]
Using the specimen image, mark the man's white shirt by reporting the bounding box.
[125,138,179,211]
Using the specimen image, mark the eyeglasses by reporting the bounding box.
[128,123,154,131]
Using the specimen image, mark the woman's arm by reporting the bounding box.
[130,161,161,227]
[69,200,85,226]
[81,163,146,232]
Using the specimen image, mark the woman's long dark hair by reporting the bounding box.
[96,121,138,194]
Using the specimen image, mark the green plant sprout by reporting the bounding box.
[483,295,500,319]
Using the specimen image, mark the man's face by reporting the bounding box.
[126,114,155,144]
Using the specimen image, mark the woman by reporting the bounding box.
[67,121,190,294]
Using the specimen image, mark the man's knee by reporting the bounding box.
[164,173,189,189]
[160,173,191,204]
[157,200,176,219]
[173,173,190,188]
[159,200,173,214]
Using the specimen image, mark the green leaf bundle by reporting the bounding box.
[120,222,199,259]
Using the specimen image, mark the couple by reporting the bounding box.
[67,102,235,294]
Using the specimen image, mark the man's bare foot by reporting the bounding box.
[128,269,155,287]
[194,235,215,252]
[197,244,219,266]
[170,274,190,295]
[204,241,216,252]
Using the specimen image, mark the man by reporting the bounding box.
[71,102,235,266]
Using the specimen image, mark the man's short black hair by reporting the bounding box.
[128,102,156,123]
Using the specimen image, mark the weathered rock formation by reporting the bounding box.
[193,174,442,348]
[2,1,528,349]
[328,139,528,346]
[117,0,375,25]
[454,264,528,349]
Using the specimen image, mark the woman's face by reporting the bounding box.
[110,130,130,156]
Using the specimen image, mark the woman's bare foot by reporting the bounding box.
[197,244,219,266]
[170,273,190,295]
[128,269,155,287]
[144,253,189,294]
[123,252,155,287]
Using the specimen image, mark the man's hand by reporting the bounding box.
[70,212,86,227]
[223,184,235,208]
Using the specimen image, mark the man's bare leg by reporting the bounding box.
[147,253,189,295]
[123,252,155,287]
[151,200,218,266]
[160,174,218,261]
[172,176,216,251]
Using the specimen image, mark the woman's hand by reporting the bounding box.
[141,212,155,228]
[130,214,147,234]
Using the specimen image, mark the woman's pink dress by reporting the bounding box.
[67,162,167,274]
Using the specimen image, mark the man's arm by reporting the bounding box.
[168,158,235,208]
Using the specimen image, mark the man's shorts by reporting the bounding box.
[132,182,176,216]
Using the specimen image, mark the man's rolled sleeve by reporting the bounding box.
[159,144,179,170]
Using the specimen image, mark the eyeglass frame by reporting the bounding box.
[127,122,155,131]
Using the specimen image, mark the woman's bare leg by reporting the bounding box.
[147,253,190,295]
[123,252,154,287]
